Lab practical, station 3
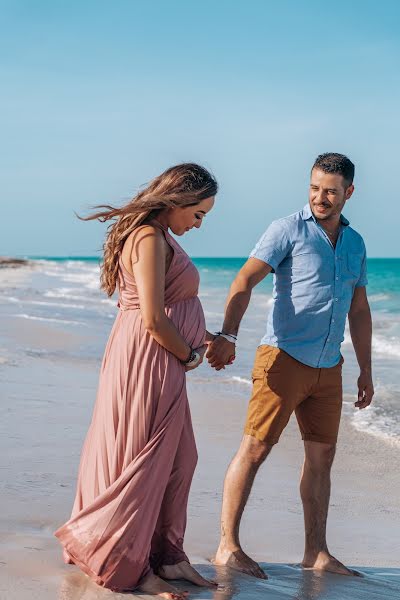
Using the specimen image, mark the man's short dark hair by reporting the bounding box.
[312,153,355,186]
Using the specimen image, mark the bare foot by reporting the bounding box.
[137,571,189,599]
[302,551,360,576]
[158,561,217,587]
[213,545,267,579]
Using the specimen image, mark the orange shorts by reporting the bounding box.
[244,345,343,445]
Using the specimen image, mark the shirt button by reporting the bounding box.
[335,298,338,301]
[336,276,339,280]
[332,318,335,322]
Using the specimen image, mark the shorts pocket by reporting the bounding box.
[251,345,277,382]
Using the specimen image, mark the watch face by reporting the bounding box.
[187,351,200,366]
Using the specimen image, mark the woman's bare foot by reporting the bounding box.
[138,571,189,599]
[158,561,217,588]
[213,544,267,579]
[302,551,360,576]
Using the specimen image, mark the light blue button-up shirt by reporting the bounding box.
[250,204,368,368]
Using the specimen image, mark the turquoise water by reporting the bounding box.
[27,255,400,295]
[195,257,400,310]
[3,256,400,443]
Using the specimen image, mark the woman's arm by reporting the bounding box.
[130,225,196,362]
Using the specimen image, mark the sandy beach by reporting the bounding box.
[1,264,400,600]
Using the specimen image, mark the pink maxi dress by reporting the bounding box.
[55,222,205,591]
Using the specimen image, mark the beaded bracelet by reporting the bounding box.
[214,331,237,343]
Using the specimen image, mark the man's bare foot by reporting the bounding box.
[302,551,360,576]
[158,561,217,588]
[213,545,267,579]
[137,572,189,599]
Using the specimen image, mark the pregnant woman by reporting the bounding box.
[55,163,218,599]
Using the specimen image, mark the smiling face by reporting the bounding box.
[166,196,215,236]
[309,168,354,223]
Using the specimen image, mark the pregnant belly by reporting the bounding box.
[166,296,206,349]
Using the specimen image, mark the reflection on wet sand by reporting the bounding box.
[206,564,328,600]
[57,562,400,600]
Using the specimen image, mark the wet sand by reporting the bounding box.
[1,268,399,599]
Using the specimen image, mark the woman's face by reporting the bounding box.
[167,196,215,236]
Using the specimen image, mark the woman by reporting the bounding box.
[55,163,219,599]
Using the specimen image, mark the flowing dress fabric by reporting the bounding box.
[55,225,205,591]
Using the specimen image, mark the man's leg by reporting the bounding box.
[214,346,304,578]
[214,434,271,579]
[300,440,356,575]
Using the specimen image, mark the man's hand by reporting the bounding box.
[354,369,374,409]
[206,336,236,371]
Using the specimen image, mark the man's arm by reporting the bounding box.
[206,258,272,370]
[348,286,374,409]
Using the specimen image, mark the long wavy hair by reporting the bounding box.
[80,163,218,296]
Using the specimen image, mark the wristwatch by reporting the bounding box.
[184,348,201,368]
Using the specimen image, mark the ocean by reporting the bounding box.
[1,256,399,445]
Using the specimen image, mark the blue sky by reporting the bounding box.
[1,0,399,257]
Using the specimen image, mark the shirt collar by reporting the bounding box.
[301,203,349,226]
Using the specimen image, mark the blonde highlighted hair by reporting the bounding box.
[80,163,218,296]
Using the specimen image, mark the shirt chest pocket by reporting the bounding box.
[287,252,325,272]
[345,253,363,280]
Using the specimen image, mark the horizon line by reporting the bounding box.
[15,254,400,261]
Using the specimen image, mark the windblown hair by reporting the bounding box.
[80,163,218,296]
[312,152,355,186]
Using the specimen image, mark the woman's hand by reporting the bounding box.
[185,345,207,371]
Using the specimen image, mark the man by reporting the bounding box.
[207,153,374,578]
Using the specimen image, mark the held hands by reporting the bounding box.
[355,369,374,409]
[206,335,236,371]
[185,332,236,372]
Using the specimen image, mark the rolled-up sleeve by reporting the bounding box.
[355,247,368,287]
[249,220,292,271]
